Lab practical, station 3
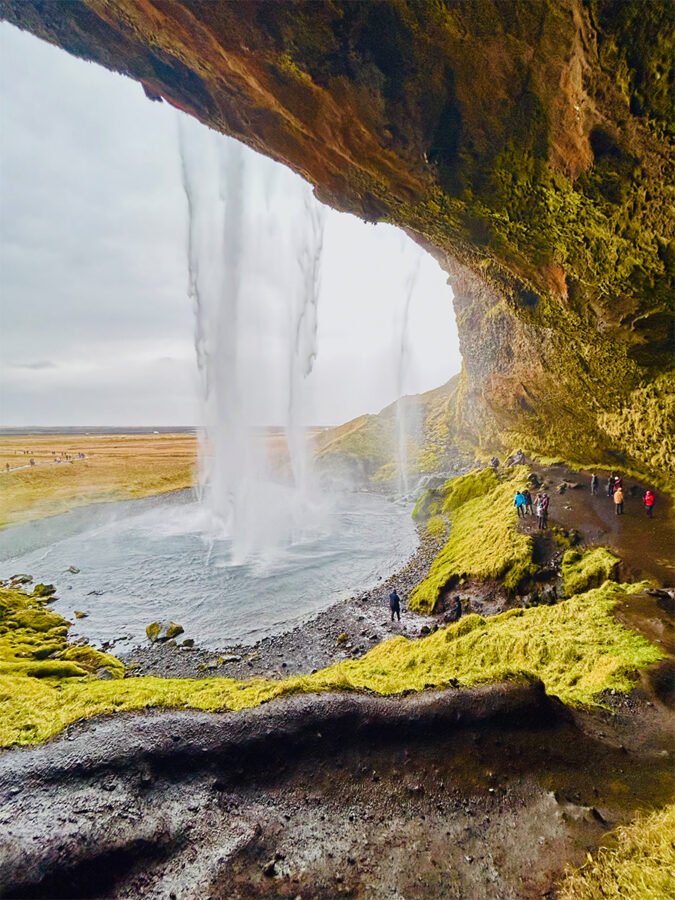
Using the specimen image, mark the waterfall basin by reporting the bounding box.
[0,490,418,650]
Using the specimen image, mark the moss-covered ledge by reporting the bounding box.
[0,578,662,747]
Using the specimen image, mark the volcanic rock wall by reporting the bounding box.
[2,0,673,482]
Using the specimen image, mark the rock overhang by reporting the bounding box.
[1,0,673,483]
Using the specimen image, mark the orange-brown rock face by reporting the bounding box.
[1,0,673,482]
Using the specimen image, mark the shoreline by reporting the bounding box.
[122,526,512,681]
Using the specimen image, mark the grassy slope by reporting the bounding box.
[409,467,536,613]
[558,804,675,900]
[315,375,463,479]
[0,579,662,747]
[0,434,197,527]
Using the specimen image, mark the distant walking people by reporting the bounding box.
[514,490,527,518]
[590,473,599,495]
[644,490,655,518]
[614,486,624,516]
[523,489,534,515]
[606,475,615,497]
[389,588,401,622]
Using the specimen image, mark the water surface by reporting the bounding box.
[0,490,417,649]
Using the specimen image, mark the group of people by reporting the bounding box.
[514,488,550,529]
[590,472,655,517]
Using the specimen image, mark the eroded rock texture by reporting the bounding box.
[2,0,673,480]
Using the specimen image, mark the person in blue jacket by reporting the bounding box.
[514,490,527,518]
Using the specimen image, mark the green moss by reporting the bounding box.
[562,548,620,597]
[598,373,675,481]
[409,467,536,613]
[0,587,124,683]
[0,580,661,746]
[426,514,447,541]
[146,622,160,642]
[558,803,675,900]
[412,490,432,521]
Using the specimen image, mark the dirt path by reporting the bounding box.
[517,463,675,586]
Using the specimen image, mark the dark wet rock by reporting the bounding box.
[10,574,33,586]
[96,668,115,680]
[181,638,195,648]
[68,566,80,574]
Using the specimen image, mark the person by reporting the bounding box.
[514,490,527,518]
[490,456,500,469]
[644,489,655,518]
[606,474,615,497]
[539,493,550,530]
[448,596,462,623]
[389,588,401,622]
[613,475,623,493]
[614,485,624,515]
[590,473,598,495]
[523,488,534,515]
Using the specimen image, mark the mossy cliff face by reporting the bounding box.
[2,1,673,482]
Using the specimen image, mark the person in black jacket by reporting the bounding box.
[389,589,401,622]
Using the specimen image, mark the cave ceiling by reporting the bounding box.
[1,0,673,481]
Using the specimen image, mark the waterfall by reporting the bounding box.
[394,255,421,495]
[178,117,325,565]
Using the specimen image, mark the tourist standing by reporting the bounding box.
[523,488,534,515]
[514,490,527,518]
[644,490,655,518]
[389,588,401,622]
[606,474,615,496]
[614,486,624,516]
[590,473,598,495]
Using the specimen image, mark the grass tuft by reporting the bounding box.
[558,804,675,899]
[562,547,620,597]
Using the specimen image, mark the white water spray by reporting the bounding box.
[178,117,325,565]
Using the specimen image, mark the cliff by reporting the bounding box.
[2,0,673,483]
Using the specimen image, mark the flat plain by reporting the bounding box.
[0,433,198,527]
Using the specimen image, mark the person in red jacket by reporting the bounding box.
[644,490,655,518]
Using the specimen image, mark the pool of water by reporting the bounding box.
[0,490,417,649]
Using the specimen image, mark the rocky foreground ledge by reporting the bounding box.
[1,677,672,900]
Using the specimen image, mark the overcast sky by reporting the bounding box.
[0,22,461,427]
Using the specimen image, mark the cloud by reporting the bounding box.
[0,22,461,427]
[13,361,57,370]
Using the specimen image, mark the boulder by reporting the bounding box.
[10,574,33,586]
[145,621,184,643]
[33,583,57,598]
[74,610,88,619]
[68,566,80,574]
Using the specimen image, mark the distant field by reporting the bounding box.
[0,434,198,527]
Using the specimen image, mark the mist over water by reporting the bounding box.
[178,119,325,566]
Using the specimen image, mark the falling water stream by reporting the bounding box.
[178,118,325,566]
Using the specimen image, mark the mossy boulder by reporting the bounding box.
[562,547,620,597]
[146,621,185,643]
[32,584,56,598]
